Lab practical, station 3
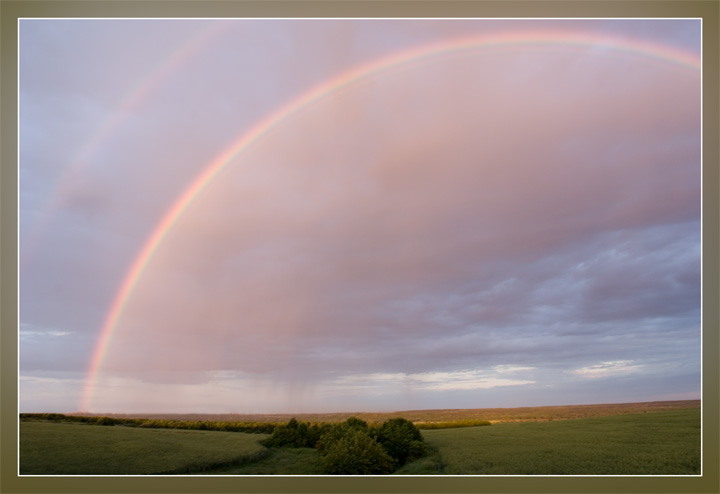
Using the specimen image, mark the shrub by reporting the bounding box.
[344,416,369,430]
[315,418,366,455]
[265,424,304,448]
[323,428,395,475]
[96,416,115,426]
[305,423,324,448]
[375,417,427,466]
[43,413,66,422]
[264,418,322,448]
[315,424,344,455]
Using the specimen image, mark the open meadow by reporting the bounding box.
[396,408,701,475]
[19,421,269,475]
[20,402,701,475]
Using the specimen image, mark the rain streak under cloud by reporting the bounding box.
[19,19,701,414]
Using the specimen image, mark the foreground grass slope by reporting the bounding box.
[20,421,269,475]
[396,408,701,475]
[209,448,326,475]
[20,405,701,475]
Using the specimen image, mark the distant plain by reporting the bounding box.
[77,399,700,424]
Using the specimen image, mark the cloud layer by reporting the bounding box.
[19,19,701,413]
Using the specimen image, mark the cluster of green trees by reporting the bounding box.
[264,416,427,474]
[19,413,276,434]
[263,417,325,448]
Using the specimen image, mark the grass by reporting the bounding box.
[207,447,326,475]
[20,403,701,475]
[392,444,446,475]
[401,408,701,475]
[208,408,701,475]
[20,421,270,475]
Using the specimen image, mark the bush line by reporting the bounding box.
[19,413,277,434]
[19,413,492,432]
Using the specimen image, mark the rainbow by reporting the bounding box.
[79,29,700,412]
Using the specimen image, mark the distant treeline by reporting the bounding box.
[19,413,491,432]
[19,413,277,434]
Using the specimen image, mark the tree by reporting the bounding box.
[305,423,324,448]
[316,418,368,455]
[265,421,303,447]
[344,416,369,430]
[323,428,395,475]
[315,423,346,455]
[264,418,315,447]
[375,417,427,466]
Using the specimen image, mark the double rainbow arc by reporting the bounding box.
[79,29,700,412]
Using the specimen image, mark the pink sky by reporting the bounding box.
[19,19,701,414]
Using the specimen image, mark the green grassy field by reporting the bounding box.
[209,447,326,475]
[395,408,701,475]
[20,405,701,475]
[20,421,270,475]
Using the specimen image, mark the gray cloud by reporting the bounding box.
[19,19,701,413]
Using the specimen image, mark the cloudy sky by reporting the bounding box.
[19,19,701,414]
